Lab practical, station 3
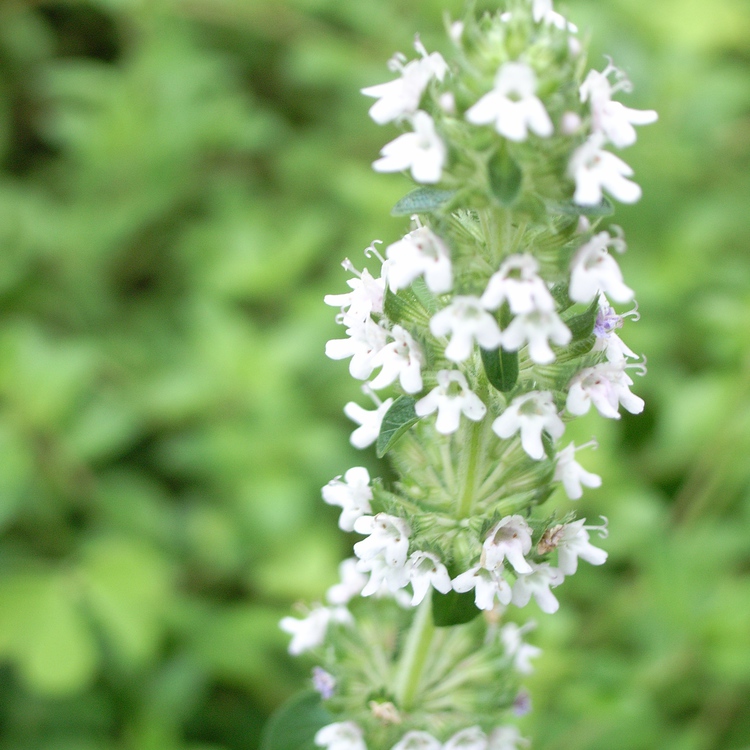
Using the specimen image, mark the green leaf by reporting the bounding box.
[481,346,518,392]
[566,296,599,341]
[431,587,481,627]
[259,691,332,750]
[383,286,429,327]
[376,396,419,458]
[488,147,523,206]
[391,187,456,216]
[550,197,615,217]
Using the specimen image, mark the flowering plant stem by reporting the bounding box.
[273,2,656,749]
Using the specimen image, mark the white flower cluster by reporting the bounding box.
[315,722,529,750]
[278,1,654,745]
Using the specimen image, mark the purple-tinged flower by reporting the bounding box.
[567,361,644,419]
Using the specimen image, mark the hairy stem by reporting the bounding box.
[394,595,435,711]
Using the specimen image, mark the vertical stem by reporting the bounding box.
[394,596,435,711]
[457,419,483,519]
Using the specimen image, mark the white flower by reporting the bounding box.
[480,254,555,314]
[344,397,394,449]
[500,622,542,675]
[532,0,578,31]
[553,442,602,500]
[391,731,442,750]
[373,110,446,184]
[407,551,452,605]
[501,309,572,364]
[569,134,642,205]
[386,224,453,294]
[487,726,530,750]
[353,513,411,568]
[324,257,386,319]
[452,565,512,611]
[326,313,388,380]
[430,296,503,362]
[492,391,565,460]
[361,38,448,125]
[593,297,639,362]
[443,727,488,750]
[322,467,373,532]
[556,518,608,575]
[315,721,367,750]
[280,605,352,655]
[569,231,633,304]
[483,516,534,575]
[415,370,486,434]
[357,554,410,597]
[567,361,644,419]
[511,562,564,614]
[326,558,368,605]
[466,62,553,141]
[369,325,424,393]
[580,63,658,148]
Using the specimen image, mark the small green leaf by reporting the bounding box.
[376,396,419,458]
[550,197,615,217]
[481,346,518,392]
[259,691,332,750]
[488,147,522,206]
[432,588,481,627]
[391,187,456,216]
[383,286,429,327]
[566,296,599,341]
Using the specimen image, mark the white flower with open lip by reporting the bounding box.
[481,254,555,315]
[373,110,446,184]
[466,61,553,142]
[430,296,503,362]
[322,467,373,532]
[326,558,368,605]
[315,722,368,750]
[362,38,448,125]
[593,297,639,362]
[324,256,386,319]
[511,562,564,614]
[483,516,534,575]
[500,622,542,675]
[344,397,394,449]
[386,223,453,294]
[280,605,352,655]
[487,726,530,750]
[569,134,642,205]
[567,361,644,419]
[553,442,602,500]
[407,550,452,605]
[326,312,388,381]
[580,62,658,148]
[357,554,410,597]
[415,370,486,434]
[391,731,442,750]
[452,565,512,611]
[501,309,572,364]
[492,391,565,460]
[556,518,608,575]
[569,231,633,304]
[369,325,424,394]
[531,0,578,31]
[353,513,411,568]
[443,727,488,750]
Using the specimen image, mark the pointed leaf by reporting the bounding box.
[376,396,419,458]
[481,346,518,392]
[566,296,599,341]
[550,197,614,217]
[384,286,429,327]
[391,187,456,216]
[432,588,481,627]
[488,148,522,206]
[259,691,332,750]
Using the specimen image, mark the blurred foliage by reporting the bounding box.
[0,0,747,749]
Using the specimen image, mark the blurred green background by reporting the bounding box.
[0,0,748,748]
